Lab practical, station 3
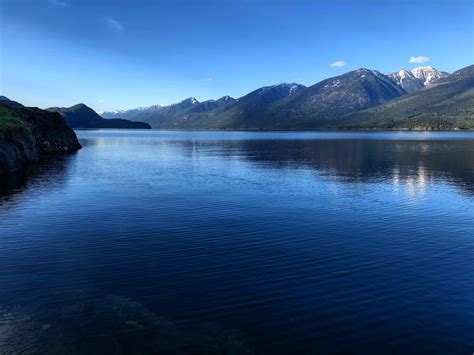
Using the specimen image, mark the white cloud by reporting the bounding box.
[409,56,430,64]
[104,17,124,31]
[207,77,213,81]
[49,0,68,6]
[331,61,347,68]
[99,99,104,103]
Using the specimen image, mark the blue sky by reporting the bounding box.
[1,0,472,111]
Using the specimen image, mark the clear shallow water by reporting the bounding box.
[0,130,473,354]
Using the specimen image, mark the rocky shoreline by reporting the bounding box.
[0,102,81,175]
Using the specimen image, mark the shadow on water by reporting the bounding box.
[0,153,78,203]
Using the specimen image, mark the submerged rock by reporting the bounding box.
[0,101,81,175]
[0,290,254,354]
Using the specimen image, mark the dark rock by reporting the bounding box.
[0,101,81,175]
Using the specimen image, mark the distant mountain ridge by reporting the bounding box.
[128,95,239,128]
[101,96,236,120]
[101,104,166,120]
[97,65,471,130]
[118,83,306,128]
[175,83,307,130]
[188,96,236,113]
[48,104,151,129]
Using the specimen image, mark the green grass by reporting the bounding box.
[0,108,25,128]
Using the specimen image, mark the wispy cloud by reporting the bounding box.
[48,0,68,6]
[409,56,429,64]
[331,61,347,68]
[207,77,213,81]
[103,17,124,31]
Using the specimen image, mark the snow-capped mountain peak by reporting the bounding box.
[409,66,448,86]
[388,66,449,93]
[396,69,415,78]
[288,83,304,96]
[100,104,166,119]
[178,97,199,105]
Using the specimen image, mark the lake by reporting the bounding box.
[0,130,473,354]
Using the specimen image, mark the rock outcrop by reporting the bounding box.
[0,101,81,175]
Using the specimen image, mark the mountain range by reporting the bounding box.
[98,65,472,130]
[153,83,307,130]
[2,65,472,131]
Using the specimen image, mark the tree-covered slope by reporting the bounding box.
[137,84,305,129]
[336,65,474,130]
[133,97,237,128]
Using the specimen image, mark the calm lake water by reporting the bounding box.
[0,130,473,354]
